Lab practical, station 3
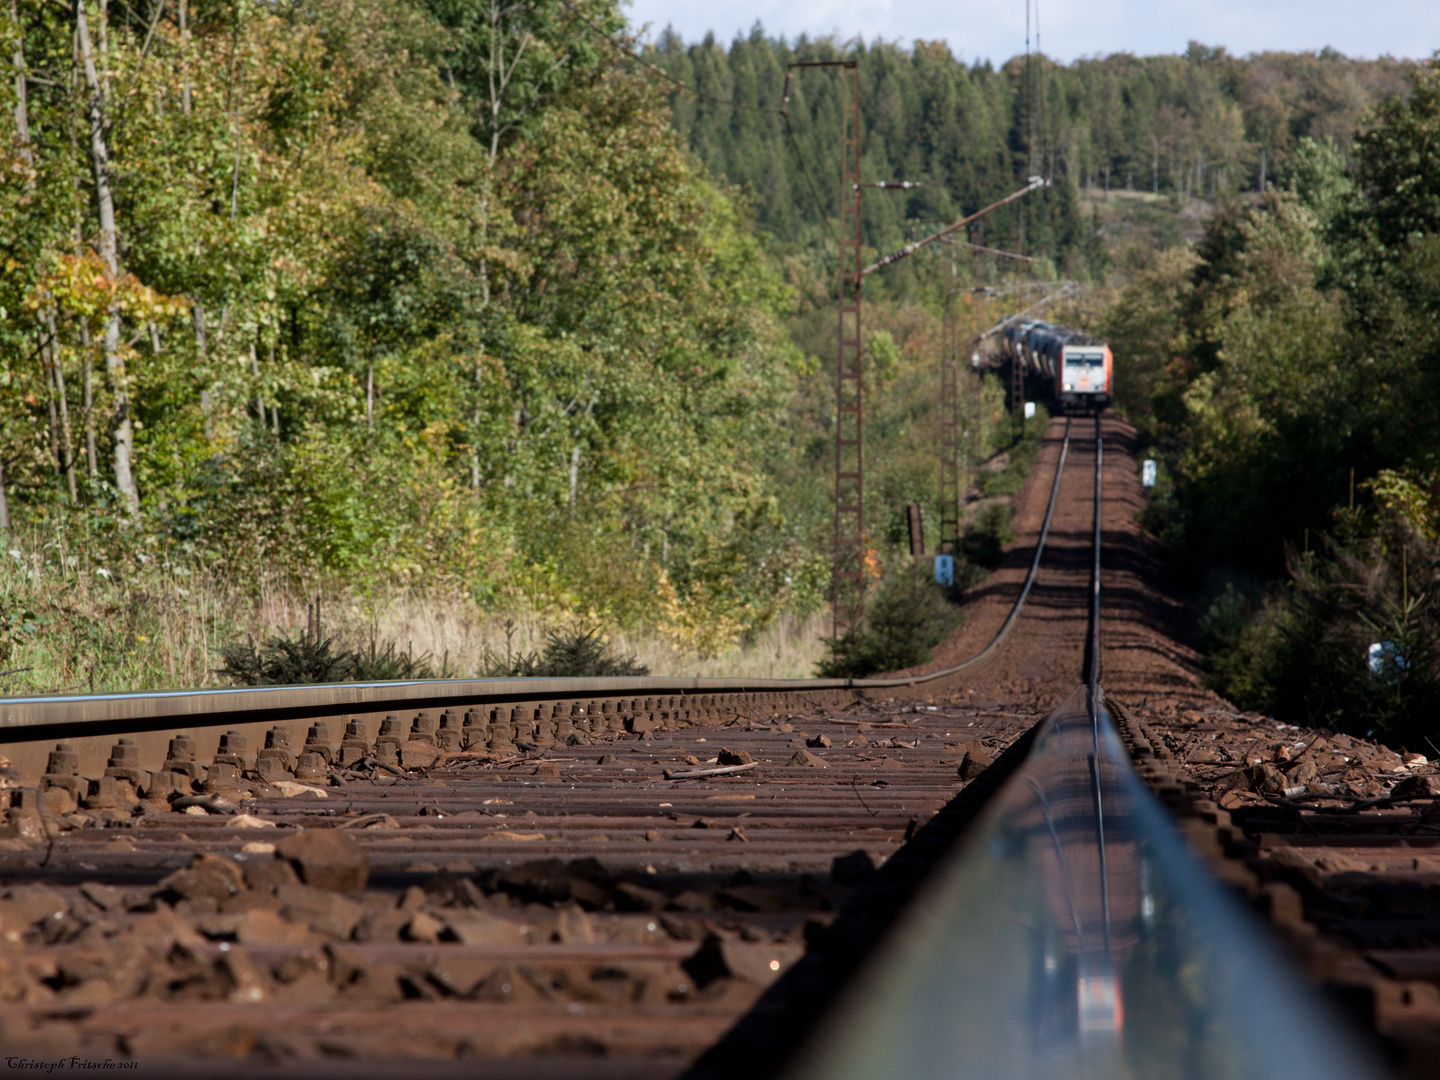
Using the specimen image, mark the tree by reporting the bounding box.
[75,0,139,514]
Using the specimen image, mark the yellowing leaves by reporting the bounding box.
[656,568,750,660]
[27,253,188,327]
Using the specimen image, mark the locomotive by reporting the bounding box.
[1002,320,1113,413]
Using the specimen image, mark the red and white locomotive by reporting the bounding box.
[1003,320,1113,413]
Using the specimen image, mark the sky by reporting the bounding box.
[625,0,1440,65]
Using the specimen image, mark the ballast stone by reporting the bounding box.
[275,828,370,892]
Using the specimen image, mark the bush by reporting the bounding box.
[483,623,649,678]
[350,634,445,681]
[216,604,444,685]
[816,570,961,678]
[959,503,1015,568]
[979,404,1050,498]
[1207,536,1440,745]
[943,555,990,599]
[216,630,353,686]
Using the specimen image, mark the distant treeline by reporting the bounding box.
[644,32,1412,289]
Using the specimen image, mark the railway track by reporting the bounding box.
[0,415,1408,1078]
[0,424,1084,1076]
[772,418,1380,1080]
[1120,703,1440,1078]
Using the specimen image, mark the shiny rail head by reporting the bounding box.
[784,685,1385,1080]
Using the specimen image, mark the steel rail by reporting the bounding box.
[918,416,1071,679]
[0,420,1077,744]
[1085,417,1112,956]
[783,417,1384,1080]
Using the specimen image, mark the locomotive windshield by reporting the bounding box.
[1067,350,1106,366]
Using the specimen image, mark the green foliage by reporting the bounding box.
[217,630,354,686]
[650,34,1410,302]
[217,610,445,685]
[424,0,617,156]
[0,0,815,647]
[350,636,448,681]
[1348,65,1440,258]
[1098,245,1199,436]
[1208,536,1440,747]
[482,622,648,678]
[979,404,1050,498]
[816,570,960,678]
[960,504,1015,569]
[1107,59,1440,742]
[1284,137,1356,237]
[5,2,1423,704]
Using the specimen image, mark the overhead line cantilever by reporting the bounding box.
[863,175,1046,276]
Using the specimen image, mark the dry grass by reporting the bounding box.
[332,594,831,681]
[0,528,832,694]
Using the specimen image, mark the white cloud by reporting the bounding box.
[628,0,1440,63]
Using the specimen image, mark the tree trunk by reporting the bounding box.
[16,0,68,505]
[39,335,61,477]
[177,0,191,113]
[49,318,78,502]
[81,322,98,479]
[192,298,206,354]
[471,357,483,490]
[568,445,579,511]
[250,341,266,427]
[76,0,138,515]
[11,0,32,167]
[0,453,10,534]
[269,340,279,434]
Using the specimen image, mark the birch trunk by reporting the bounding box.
[39,337,61,477]
[81,322,98,479]
[48,318,78,502]
[76,0,139,515]
[54,353,78,502]
[11,0,31,160]
[11,0,44,514]
[0,454,10,534]
[250,342,266,427]
[177,0,191,113]
[192,299,206,355]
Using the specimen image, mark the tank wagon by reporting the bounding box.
[1003,320,1113,412]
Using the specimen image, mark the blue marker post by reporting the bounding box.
[934,554,954,588]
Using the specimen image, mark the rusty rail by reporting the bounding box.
[782,417,1386,1080]
[0,419,1076,744]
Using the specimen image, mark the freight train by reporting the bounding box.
[1002,320,1113,413]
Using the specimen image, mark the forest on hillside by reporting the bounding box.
[2,0,1439,739]
[646,33,1411,290]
